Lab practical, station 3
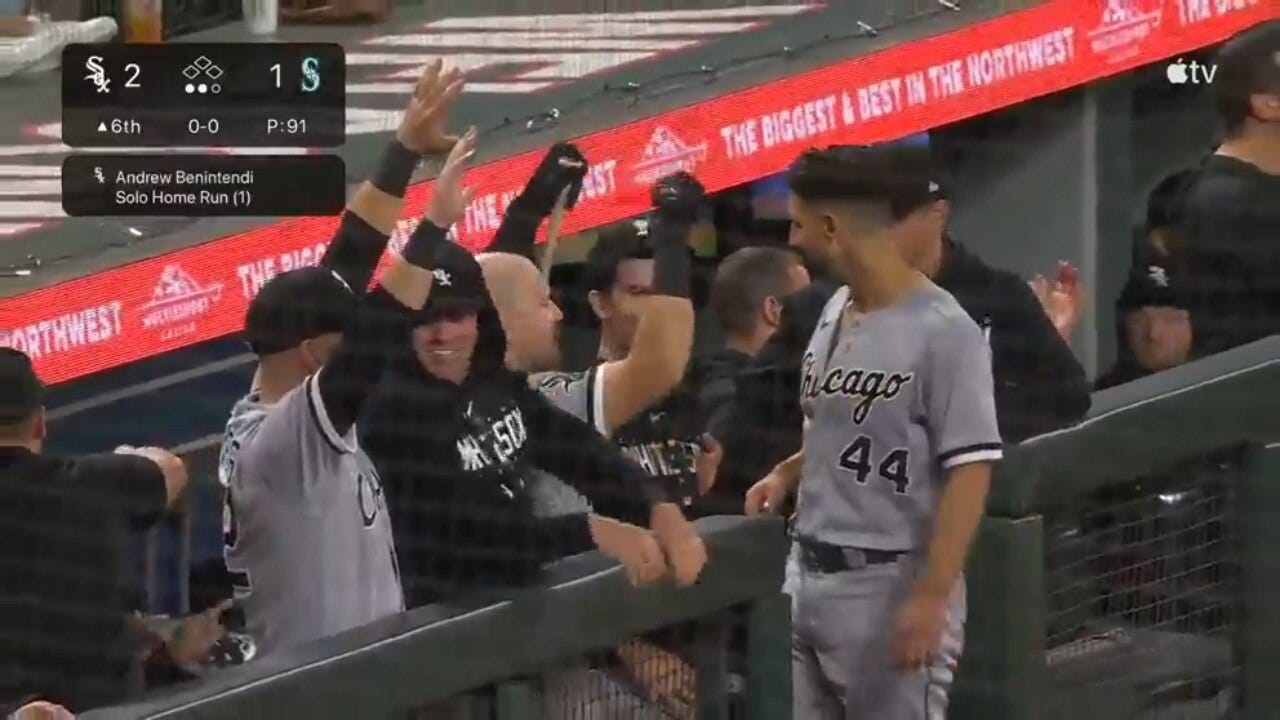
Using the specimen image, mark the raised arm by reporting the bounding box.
[483,143,588,257]
[596,173,701,433]
[313,66,473,436]
[320,59,459,293]
[1000,276,1090,440]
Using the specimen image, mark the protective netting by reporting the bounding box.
[1043,447,1243,720]
[5,9,1277,719]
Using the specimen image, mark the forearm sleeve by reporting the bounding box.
[483,198,543,258]
[320,212,392,293]
[314,287,415,436]
[649,216,693,299]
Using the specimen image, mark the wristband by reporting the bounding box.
[372,140,420,197]
[401,220,451,269]
[650,217,693,299]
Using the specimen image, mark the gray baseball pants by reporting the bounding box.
[785,545,966,720]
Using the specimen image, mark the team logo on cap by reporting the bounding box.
[432,269,452,287]
[1147,265,1169,288]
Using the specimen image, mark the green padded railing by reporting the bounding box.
[83,514,791,719]
[954,335,1280,720]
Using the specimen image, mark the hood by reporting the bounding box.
[390,246,510,387]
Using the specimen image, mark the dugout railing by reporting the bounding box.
[84,336,1280,719]
[954,334,1280,720]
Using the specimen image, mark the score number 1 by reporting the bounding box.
[269,60,322,92]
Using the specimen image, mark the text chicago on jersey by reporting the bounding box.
[801,352,915,424]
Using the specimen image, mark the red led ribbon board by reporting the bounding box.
[3,0,1270,385]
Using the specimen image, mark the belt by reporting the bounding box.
[796,536,907,573]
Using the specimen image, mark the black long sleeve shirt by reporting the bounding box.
[361,364,663,607]
[1172,155,1280,355]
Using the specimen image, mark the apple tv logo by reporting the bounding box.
[1166,58,1218,85]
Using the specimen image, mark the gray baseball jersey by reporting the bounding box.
[530,365,611,436]
[218,372,403,657]
[796,282,1002,551]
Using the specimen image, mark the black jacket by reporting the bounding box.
[719,239,1090,484]
[933,238,1091,442]
[690,348,755,512]
[1171,155,1280,355]
[360,285,662,608]
[712,279,841,492]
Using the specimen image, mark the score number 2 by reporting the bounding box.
[124,63,141,88]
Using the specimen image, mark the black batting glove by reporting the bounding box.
[650,171,705,225]
[646,172,702,299]
[511,142,589,217]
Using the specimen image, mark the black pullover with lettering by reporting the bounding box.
[360,242,664,608]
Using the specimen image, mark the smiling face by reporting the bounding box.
[411,309,479,384]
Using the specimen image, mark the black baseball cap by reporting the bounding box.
[0,347,45,423]
[788,141,945,219]
[244,266,356,355]
[584,217,654,292]
[415,240,490,324]
[1118,263,1186,313]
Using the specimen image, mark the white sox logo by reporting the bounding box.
[357,469,387,528]
[801,352,914,425]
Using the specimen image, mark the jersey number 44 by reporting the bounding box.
[838,435,911,494]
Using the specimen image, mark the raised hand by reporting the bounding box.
[518,142,589,216]
[425,127,477,229]
[650,171,705,224]
[1029,261,1082,343]
[396,59,467,156]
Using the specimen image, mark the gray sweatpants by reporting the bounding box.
[785,545,966,720]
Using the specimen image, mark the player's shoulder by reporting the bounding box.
[225,394,269,445]
[819,285,852,318]
[912,282,985,340]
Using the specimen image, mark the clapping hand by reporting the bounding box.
[1029,261,1082,343]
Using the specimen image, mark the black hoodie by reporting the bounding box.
[360,244,664,608]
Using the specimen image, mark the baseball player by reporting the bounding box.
[218,61,471,656]
[746,146,1002,719]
